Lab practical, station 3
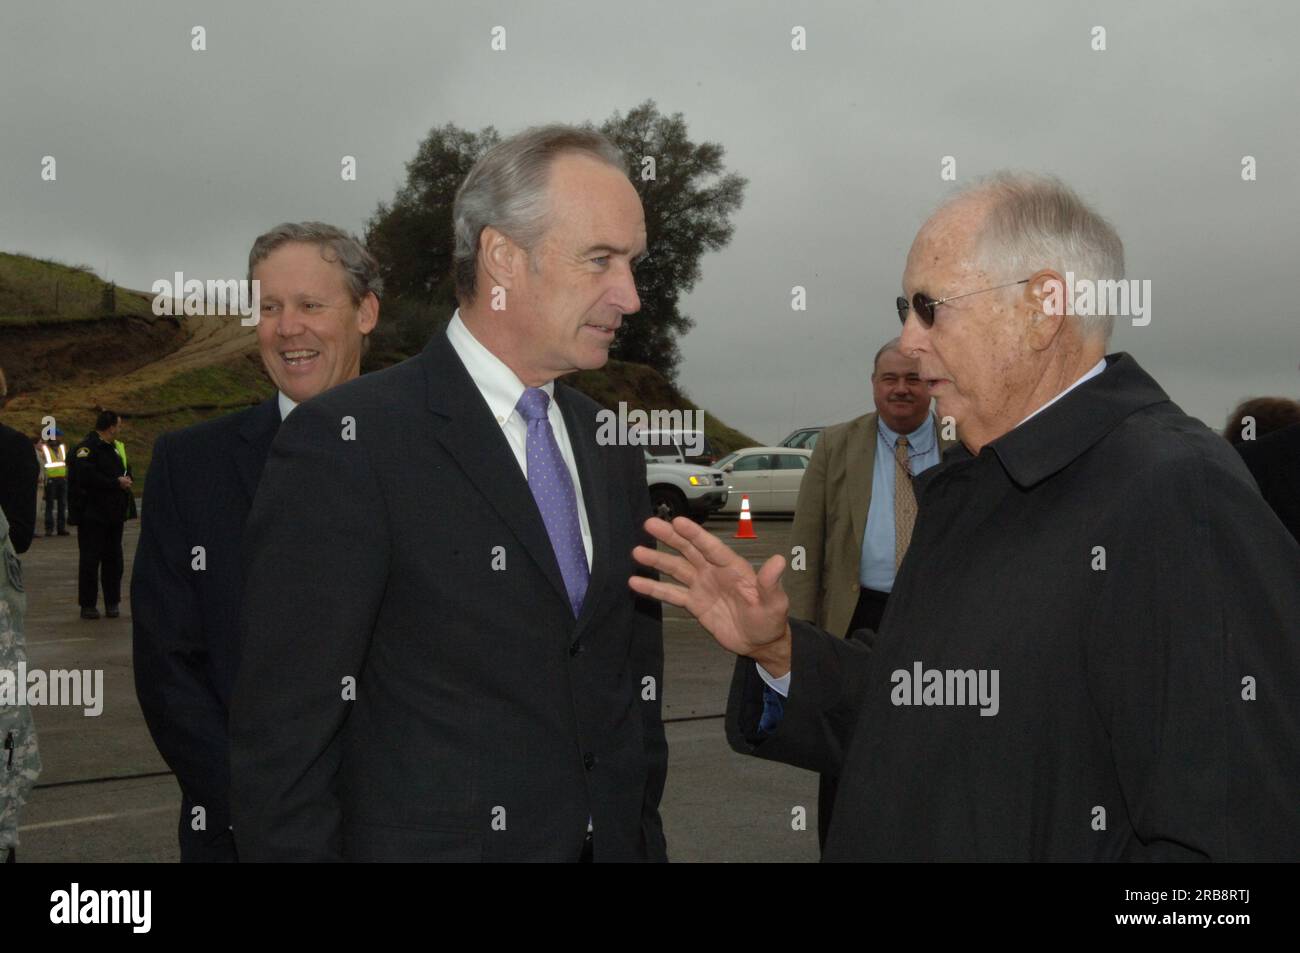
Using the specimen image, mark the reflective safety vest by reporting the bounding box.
[40,442,67,479]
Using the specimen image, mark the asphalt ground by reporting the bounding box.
[14,511,820,863]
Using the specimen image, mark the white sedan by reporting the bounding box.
[714,446,813,514]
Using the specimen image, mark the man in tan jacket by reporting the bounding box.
[786,337,957,848]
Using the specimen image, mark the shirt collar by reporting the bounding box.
[878,411,936,454]
[445,309,554,424]
[277,391,297,421]
[984,353,1171,489]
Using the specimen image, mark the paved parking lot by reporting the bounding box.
[15,513,820,862]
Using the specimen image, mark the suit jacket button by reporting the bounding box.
[584,752,596,770]
[569,640,583,656]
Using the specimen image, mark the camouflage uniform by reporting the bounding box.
[1,505,41,857]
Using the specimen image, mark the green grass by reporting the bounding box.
[120,361,275,412]
[0,252,155,323]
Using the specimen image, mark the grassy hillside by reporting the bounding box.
[0,252,155,324]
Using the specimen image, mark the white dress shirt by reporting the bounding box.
[759,355,1111,696]
[276,391,297,421]
[445,310,594,569]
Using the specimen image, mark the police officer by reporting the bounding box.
[69,410,132,620]
[38,430,70,536]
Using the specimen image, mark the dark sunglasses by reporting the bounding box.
[896,278,1030,328]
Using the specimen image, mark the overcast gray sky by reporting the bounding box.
[3,0,1296,440]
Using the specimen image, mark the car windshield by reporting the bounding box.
[714,452,739,469]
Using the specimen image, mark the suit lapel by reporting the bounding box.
[555,383,610,638]
[848,412,877,553]
[422,334,572,614]
[235,397,282,505]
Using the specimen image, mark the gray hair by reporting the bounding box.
[452,124,627,302]
[248,222,383,305]
[949,172,1125,343]
[872,337,903,373]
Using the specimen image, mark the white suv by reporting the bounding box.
[643,449,728,522]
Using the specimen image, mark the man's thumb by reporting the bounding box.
[756,553,786,593]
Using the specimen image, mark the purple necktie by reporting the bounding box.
[516,387,589,617]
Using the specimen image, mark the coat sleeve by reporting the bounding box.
[129,433,237,859]
[1086,443,1300,860]
[625,445,668,861]
[785,429,829,625]
[724,618,874,777]
[229,400,390,861]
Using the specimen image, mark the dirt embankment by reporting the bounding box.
[0,315,186,399]
[2,313,260,412]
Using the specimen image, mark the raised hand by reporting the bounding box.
[629,516,792,675]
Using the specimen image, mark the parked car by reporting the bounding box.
[714,446,813,514]
[636,429,718,466]
[778,426,824,451]
[644,451,728,522]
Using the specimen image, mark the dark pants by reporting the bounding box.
[77,519,124,609]
[44,477,68,534]
[818,586,890,852]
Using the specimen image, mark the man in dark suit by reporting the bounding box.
[132,223,380,861]
[0,367,38,555]
[1237,420,1300,544]
[230,125,667,862]
[631,173,1300,861]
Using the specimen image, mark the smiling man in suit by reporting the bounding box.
[132,222,379,861]
[230,125,667,862]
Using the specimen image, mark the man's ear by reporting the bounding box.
[356,292,379,335]
[1025,270,1066,351]
[479,226,525,293]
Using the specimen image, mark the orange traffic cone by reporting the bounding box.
[733,494,757,539]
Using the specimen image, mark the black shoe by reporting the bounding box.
[81,607,100,620]
[105,605,120,619]
[57,530,70,536]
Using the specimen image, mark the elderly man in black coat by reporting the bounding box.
[631,172,1300,861]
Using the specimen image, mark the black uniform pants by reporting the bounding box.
[44,477,68,533]
[818,585,890,852]
[77,519,124,608]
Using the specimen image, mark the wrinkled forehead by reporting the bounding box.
[903,198,989,291]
